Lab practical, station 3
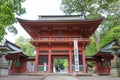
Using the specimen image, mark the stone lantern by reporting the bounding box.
[110,42,120,77]
[0,43,10,77]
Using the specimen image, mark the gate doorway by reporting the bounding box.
[52,56,68,73]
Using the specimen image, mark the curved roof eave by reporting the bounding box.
[17,17,103,38]
[17,17,104,23]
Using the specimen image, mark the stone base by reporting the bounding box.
[111,68,120,77]
[0,69,8,77]
[111,58,120,77]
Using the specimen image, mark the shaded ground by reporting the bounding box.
[0,75,45,80]
[77,76,120,80]
[0,75,120,80]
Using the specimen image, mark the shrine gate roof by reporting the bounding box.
[94,39,120,59]
[0,40,28,60]
[17,15,103,38]
[0,39,21,52]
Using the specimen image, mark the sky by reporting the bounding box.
[4,0,64,43]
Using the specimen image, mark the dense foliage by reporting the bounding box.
[61,0,120,56]
[0,0,25,41]
[98,25,120,49]
[15,36,35,56]
[85,25,120,56]
[55,59,68,70]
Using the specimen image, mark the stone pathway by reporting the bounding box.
[0,75,45,80]
[77,76,120,80]
[0,75,120,80]
[43,76,78,80]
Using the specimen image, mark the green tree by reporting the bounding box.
[15,36,35,56]
[55,59,68,70]
[61,0,120,35]
[85,37,97,56]
[61,0,119,19]
[0,0,26,41]
[61,0,120,56]
[98,25,120,49]
[63,59,68,69]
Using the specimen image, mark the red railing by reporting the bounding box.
[31,37,90,42]
[97,67,110,74]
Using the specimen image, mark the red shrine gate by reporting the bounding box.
[17,15,103,73]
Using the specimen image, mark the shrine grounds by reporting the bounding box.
[1,75,120,80]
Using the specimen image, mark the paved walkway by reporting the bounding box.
[77,76,120,80]
[0,75,45,80]
[0,75,120,80]
[44,76,78,80]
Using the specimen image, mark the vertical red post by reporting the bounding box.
[69,47,72,73]
[96,61,98,73]
[35,48,39,73]
[105,59,110,73]
[14,59,17,73]
[14,59,16,67]
[82,49,86,73]
[48,49,51,73]
[24,61,26,73]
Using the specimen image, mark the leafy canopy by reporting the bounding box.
[85,25,120,56]
[98,25,120,49]
[0,0,26,41]
[61,0,120,56]
[61,0,120,32]
[61,0,119,19]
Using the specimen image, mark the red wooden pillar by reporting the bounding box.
[105,59,110,73]
[35,48,39,72]
[82,49,86,73]
[48,49,51,73]
[69,47,72,73]
[85,60,87,73]
[24,61,27,73]
[13,59,17,73]
[96,61,98,73]
[14,59,16,67]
